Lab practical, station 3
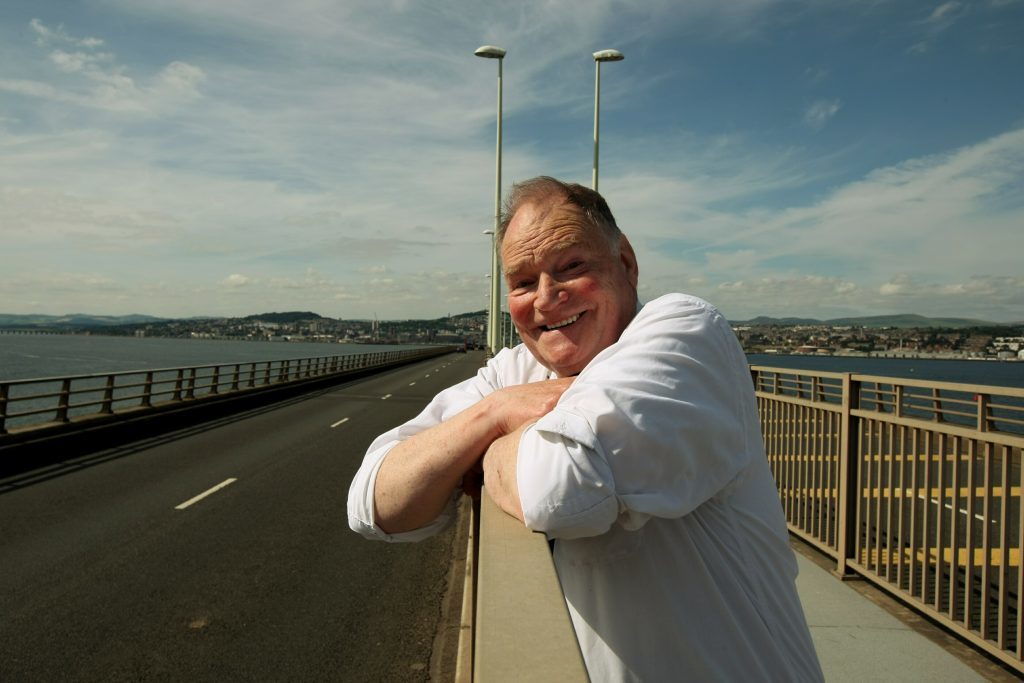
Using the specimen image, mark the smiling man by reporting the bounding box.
[348,177,823,682]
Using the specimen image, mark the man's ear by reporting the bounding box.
[618,235,639,289]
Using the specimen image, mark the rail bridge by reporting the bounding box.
[1,349,1021,680]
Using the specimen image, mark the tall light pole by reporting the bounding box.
[475,45,505,354]
[592,49,624,192]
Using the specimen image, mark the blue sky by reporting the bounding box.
[1,1,1022,322]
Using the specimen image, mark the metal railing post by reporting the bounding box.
[101,375,115,414]
[0,383,8,434]
[56,378,72,423]
[835,373,860,577]
[142,372,154,407]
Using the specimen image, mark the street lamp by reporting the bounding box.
[482,230,496,351]
[592,48,624,192]
[475,45,506,355]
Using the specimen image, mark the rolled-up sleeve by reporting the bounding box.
[347,371,491,542]
[516,294,757,539]
[347,347,551,542]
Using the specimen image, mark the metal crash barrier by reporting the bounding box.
[0,346,456,435]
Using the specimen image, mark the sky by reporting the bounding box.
[1,1,1022,323]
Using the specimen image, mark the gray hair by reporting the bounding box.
[498,176,622,252]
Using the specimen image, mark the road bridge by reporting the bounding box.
[0,351,480,681]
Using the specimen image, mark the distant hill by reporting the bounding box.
[242,311,327,324]
[2,310,1017,331]
[0,313,167,328]
[736,313,1007,329]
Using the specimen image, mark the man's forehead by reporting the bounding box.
[501,203,598,273]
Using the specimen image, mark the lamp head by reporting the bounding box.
[593,49,624,62]
[474,45,506,59]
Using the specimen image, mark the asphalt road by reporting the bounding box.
[0,351,484,682]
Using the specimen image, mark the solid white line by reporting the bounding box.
[382,393,392,400]
[331,417,350,428]
[175,478,237,510]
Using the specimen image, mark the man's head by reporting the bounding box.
[499,176,639,377]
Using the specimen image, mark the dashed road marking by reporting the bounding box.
[331,417,350,428]
[175,478,237,510]
[382,394,392,400]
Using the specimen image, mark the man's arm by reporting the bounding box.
[481,424,530,522]
[373,378,571,534]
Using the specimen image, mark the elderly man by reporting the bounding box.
[349,177,823,681]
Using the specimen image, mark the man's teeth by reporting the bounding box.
[544,314,580,331]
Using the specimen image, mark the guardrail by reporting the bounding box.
[457,493,588,682]
[752,365,1024,674]
[0,346,455,436]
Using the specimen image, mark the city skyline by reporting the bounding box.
[1,1,1022,322]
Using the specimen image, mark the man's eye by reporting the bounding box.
[562,261,584,272]
[512,279,535,290]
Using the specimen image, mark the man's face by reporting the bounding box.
[501,199,639,377]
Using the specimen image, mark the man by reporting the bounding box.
[349,177,823,681]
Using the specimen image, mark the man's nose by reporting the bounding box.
[535,274,567,311]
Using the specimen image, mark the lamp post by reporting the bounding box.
[592,49,624,192]
[475,45,506,354]
[482,230,495,351]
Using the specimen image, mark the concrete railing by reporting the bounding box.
[456,493,588,682]
[0,346,455,436]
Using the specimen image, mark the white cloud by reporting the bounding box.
[803,99,841,130]
[222,274,253,288]
[3,19,205,115]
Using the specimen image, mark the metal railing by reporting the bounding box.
[753,365,1024,673]
[0,346,455,435]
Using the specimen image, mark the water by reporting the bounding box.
[747,353,1024,390]
[0,333,428,382]
[2,333,1021,389]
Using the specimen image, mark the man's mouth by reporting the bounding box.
[542,313,582,331]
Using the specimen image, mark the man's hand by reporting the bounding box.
[484,377,574,436]
[374,377,572,533]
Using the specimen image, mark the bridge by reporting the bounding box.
[1,349,1021,680]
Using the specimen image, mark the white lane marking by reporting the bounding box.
[175,478,237,510]
[382,393,392,400]
[331,417,350,428]
[919,494,993,524]
[409,382,416,386]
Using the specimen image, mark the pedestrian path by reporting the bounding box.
[794,545,1016,682]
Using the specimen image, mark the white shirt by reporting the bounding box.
[348,293,823,682]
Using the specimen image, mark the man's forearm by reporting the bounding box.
[372,378,572,534]
[374,399,501,533]
[482,426,528,522]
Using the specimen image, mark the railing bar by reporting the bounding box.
[896,425,907,592]
[801,404,810,534]
[825,410,834,549]
[948,435,962,621]
[925,430,938,604]
[875,420,885,574]
[997,443,1010,650]
[885,421,896,583]
[934,433,947,613]
[964,438,977,631]
[1016,442,1024,660]
[913,430,921,602]
[981,441,994,640]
